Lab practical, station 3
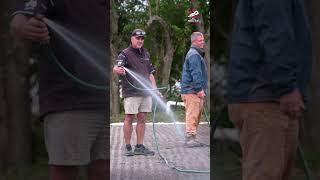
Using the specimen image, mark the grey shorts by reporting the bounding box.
[124,96,152,114]
[44,110,109,166]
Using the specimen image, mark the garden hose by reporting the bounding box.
[122,74,167,91]
[176,97,211,126]
[122,59,210,173]
[45,42,209,174]
[46,41,311,177]
[152,102,210,174]
[202,99,210,125]
[44,44,108,91]
[121,69,210,173]
[298,144,313,180]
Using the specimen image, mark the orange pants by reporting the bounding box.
[228,103,299,180]
[181,94,204,136]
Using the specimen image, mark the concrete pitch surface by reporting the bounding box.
[110,123,210,180]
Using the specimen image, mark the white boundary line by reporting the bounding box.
[111,122,209,126]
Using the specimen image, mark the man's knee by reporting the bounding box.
[124,114,134,122]
[88,159,109,172]
[137,113,146,123]
[49,165,79,180]
[88,160,109,180]
[51,165,79,172]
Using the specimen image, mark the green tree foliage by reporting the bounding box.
[114,0,210,86]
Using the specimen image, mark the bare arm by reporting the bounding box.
[149,74,157,89]
[149,74,162,97]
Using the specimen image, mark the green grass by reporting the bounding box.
[111,107,210,124]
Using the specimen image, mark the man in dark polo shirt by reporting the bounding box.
[10,0,108,179]
[228,0,311,179]
[113,29,160,156]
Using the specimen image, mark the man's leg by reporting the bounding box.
[44,111,87,180]
[88,114,109,180]
[195,98,204,131]
[282,116,299,180]
[87,159,109,180]
[134,112,154,155]
[136,112,146,145]
[182,94,202,136]
[124,114,134,145]
[49,166,78,180]
[133,97,154,155]
[124,97,142,146]
[228,103,299,180]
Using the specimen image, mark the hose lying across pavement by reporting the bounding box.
[151,102,210,174]
[46,43,210,174]
[47,43,311,177]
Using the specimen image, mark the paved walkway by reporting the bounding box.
[110,123,210,180]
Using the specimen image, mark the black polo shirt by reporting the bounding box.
[116,46,155,98]
[13,0,108,115]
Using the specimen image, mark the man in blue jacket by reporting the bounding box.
[181,32,208,147]
[228,0,311,179]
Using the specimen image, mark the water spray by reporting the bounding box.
[123,67,166,91]
[121,68,210,173]
[34,7,108,91]
[33,3,209,172]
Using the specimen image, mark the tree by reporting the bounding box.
[0,0,32,174]
[146,0,175,86]
[110,0,210,121]
[110,0,121,122]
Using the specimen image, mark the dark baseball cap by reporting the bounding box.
[131,29,146,37]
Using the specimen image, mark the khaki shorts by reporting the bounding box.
[44,110,109,166]
[124,96,152,114]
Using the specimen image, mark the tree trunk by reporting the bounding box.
[303,0,320,151]
[146,0,175,86]
[0,25,9,177]
[6,41,32,169]
[0,0,9,175]
[0,0,32,172]
[147,16,174,86]
[110,0,120,122]
[156,0,160,14]
[146,0,152,17]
